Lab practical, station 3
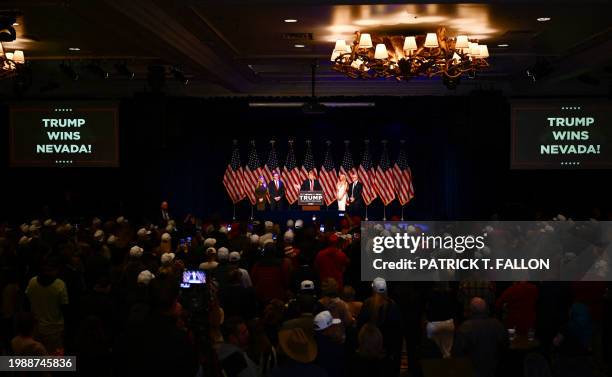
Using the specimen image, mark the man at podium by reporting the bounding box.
[300,169,322,191]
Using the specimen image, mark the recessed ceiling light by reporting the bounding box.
[537,17,551,22]
[294,44,305,48]
[497,44,509,47]
[12,22,19,26]
[68,47,81,51]
[284,19,298,23]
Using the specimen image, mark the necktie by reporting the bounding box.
[310,180,313,191]
[352,183,355,196]
[276,180,279,189]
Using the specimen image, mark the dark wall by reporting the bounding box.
[1,94,611,223]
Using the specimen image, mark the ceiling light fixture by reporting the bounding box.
[537,17,551,22]
[331,28,490,87]
[68,47,80,51]
[12,22,18,26]
[294,44,305,48]
[284,19,298,23]
[497,44,509,47]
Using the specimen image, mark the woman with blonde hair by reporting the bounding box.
[336,173,348,211]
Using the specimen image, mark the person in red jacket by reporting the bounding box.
[314,234,349,290]
[251,242,290,304]
[496,281,539,334]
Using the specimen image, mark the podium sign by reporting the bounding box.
[298,190,324,206]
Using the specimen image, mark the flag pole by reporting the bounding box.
[232,204,236,221]
[383,205,386,221]
[365,204,368,221]
[250,204,253,220]
[401,205,404,221]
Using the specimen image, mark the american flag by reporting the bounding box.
[244,141,265,205]
[339,140,357,177]
[223,141,246,204]
[283,141,301,204]
[263,141,280,183]
[300,140,317,181]
[374,141,396,205]
[358,141,377,205]
[393,142,415,205]
[320,141,338,206]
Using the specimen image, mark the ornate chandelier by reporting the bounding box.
[0,42,25,79]
[331,27,489,87]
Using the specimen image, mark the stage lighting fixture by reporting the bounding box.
[60,63,79,81]
[86,63,109,79]
[115,62,134,79]
[171,66,188,85]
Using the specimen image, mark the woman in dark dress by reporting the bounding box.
[255,176,268,211]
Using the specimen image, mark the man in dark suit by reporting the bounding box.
[347,171,364,214]
[158,201,173,226]
[300,170,322,191]
[268,172,285,211]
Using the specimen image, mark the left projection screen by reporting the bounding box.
[9,101,119,167]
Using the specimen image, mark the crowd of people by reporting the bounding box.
[0,202,610,377]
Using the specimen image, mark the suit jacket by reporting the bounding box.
[347,181,364,208]
[300,179,322,191]
[268,180,285,198]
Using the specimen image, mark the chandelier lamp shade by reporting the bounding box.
[331,27,490,85]
[1,42,26,79]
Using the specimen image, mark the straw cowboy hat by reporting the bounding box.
[277,317,317,363]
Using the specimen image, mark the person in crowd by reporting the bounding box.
[348,323,389,377]
[496,281,539,334]
[158,200,172,226]
[357,278,403,377]
[218,316,259,377]
[336,173,348,212]
[255,176,269,212]
[453,297,509,377]
[247,318,278,377]
[458,279,496,321]
[341,285,363,323]
[199,246,219,272]
[346,172,363,214]
[425,282,455,358]
[251,242,289,304]
[272,316,327,377]
[314,310,345,377]
[11,312,47,356]
[314,234,349,291]
[25,258,69,354]
[220,269,258,321]
[318,278,353,341]
[282,230,300,271]
[229,251,253,288]
[268,172,286,211]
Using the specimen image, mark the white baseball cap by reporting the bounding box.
[129,245,144,258]
[137,270,155,285]
[295,219,304,229]
[300,280,315,291]
[372,277,387,293]
[314,310,341,331]
[161,252,175,265]
[137,228,151,237]
[204,238,217,247]
[217,247,229,261]
[229,251,241,262]
[286,219,295,228]
[94,229,104,241]
[161,232,172,242]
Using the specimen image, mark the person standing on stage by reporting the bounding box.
[268,172,285,211]
[300,170,322,191]
[255,176,268,211]
[336,173,348,211]
[347,172,364,214]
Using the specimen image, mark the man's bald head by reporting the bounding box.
[470,297,488,316]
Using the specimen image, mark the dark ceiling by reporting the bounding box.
[1,0,611,97]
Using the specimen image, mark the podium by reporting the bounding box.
[298,190,324,211]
